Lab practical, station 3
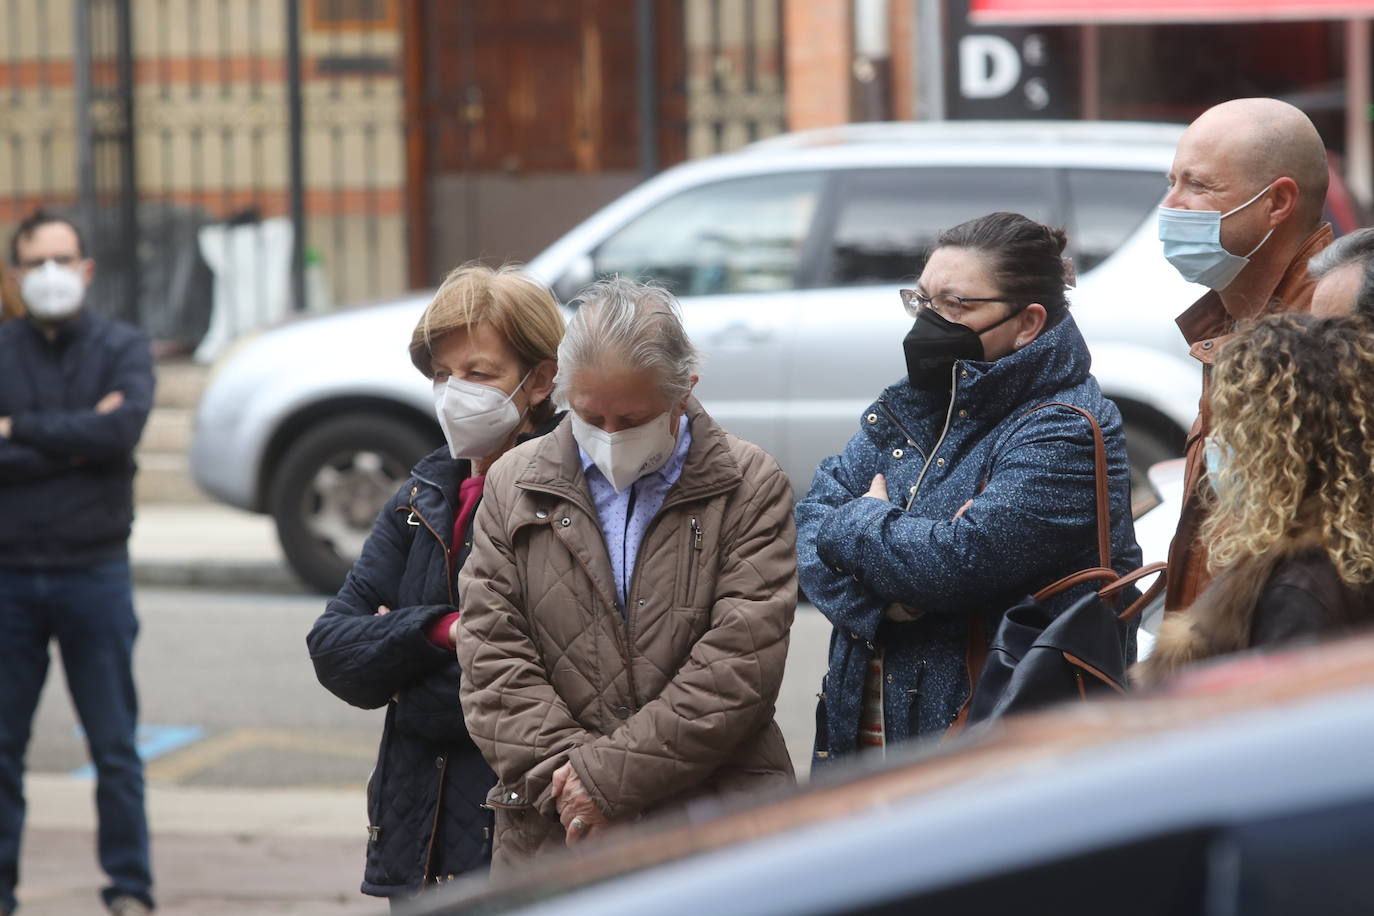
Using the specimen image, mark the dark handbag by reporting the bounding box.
[965,402,1166,724]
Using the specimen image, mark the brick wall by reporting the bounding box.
[783,0,853,131]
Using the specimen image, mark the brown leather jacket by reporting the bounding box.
[1164,223,1333,611]
[456,399,796,871]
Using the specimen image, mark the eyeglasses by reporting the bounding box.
[17,255,80,271]
[900,288,1014,319]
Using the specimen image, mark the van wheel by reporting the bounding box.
[268,415,436,594]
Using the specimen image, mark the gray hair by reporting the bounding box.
[1309,228,1374,318]
[555,277,701,404]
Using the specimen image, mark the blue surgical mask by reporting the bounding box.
[1203,435,1234,503]
[1158,182,1276,291]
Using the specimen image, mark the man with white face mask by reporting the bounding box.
[456,278,796,870]
[1158,98,1333,614]
[0,211,155,916]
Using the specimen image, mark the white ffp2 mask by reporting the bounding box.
[20,260,86,322]
[571,411,677,493]
[432,371,531,460]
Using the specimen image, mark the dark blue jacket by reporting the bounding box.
[307,445,493,896]
[0,310,153,568]
[796,314,1141,764]
[308,413,562,897]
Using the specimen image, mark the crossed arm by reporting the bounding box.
[1,331,154,469]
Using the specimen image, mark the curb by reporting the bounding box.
[131,560,313,594]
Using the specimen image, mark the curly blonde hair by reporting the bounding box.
[1202,313,1374,585]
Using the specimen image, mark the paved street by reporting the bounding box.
[19,585,831,914]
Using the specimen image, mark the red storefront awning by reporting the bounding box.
[969,0,1374,25]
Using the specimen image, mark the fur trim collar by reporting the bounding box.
[1133,521,1328,686]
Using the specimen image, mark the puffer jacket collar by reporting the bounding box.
[405,412,570,526]
[512,397,743,512]
[21,305,93,351]
[867,311,1094,447]
[1138,502,1374,686]
[407,449,466,521]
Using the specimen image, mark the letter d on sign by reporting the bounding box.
[959,35,1020,100]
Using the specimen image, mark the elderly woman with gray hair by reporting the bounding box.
[456,277,796,869]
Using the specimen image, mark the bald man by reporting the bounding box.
[1159,97,1334,612]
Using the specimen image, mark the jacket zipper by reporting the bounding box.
[617,498,713,709]
[421,750,448,884]
[518,471,734,718]
[875,399,927,464]
[399,497,455,605]
[685,516,704,606]
[906,363,961,510]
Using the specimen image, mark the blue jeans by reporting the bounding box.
[0,559,153,912]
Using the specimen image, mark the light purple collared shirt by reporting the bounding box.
[579,414,692,613]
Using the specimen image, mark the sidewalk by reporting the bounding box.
[24,506,381,913]
[129,503,305,593]
[18,776,380,915]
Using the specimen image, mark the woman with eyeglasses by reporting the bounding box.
[797,211,1142,765]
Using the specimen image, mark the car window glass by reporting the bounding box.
[824,167,1057,287]
[1066,169,1165,272]
[590,172,823,297]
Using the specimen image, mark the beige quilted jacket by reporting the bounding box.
[456,400,796,869]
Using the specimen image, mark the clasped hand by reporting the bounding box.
[551,761,608,846]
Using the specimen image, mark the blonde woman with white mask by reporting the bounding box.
[307,263,562,905]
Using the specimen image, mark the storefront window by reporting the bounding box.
[1095,22,1346,150]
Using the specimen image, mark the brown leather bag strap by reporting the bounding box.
[946,611,988,739]
[1033,566,1117,602]
[1022,402,1111,572]
[952,403,1113,739]
[1106,562,1168,622]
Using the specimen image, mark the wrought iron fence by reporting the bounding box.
[1,0,785,350]
[1,0,405,356]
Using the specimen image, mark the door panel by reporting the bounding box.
[410,0,685,278]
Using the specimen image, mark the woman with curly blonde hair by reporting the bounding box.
[1136,313,1374,683]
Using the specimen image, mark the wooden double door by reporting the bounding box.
[403,0,687,286]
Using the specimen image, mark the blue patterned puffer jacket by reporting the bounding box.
[796,313,1141,766]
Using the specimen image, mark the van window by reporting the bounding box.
[821,167,1058,287]
[590,172,824,297]
[1066,169,1165,272]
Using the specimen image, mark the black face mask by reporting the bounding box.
[902,307,1021,391]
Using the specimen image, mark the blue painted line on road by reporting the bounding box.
[69,724,206,779]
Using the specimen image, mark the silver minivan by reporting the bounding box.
[192,121,1205,592]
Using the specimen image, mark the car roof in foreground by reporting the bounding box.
[414,630,1374,916]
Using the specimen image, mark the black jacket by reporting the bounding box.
[308,416,561,897]
[0,310,154,568]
